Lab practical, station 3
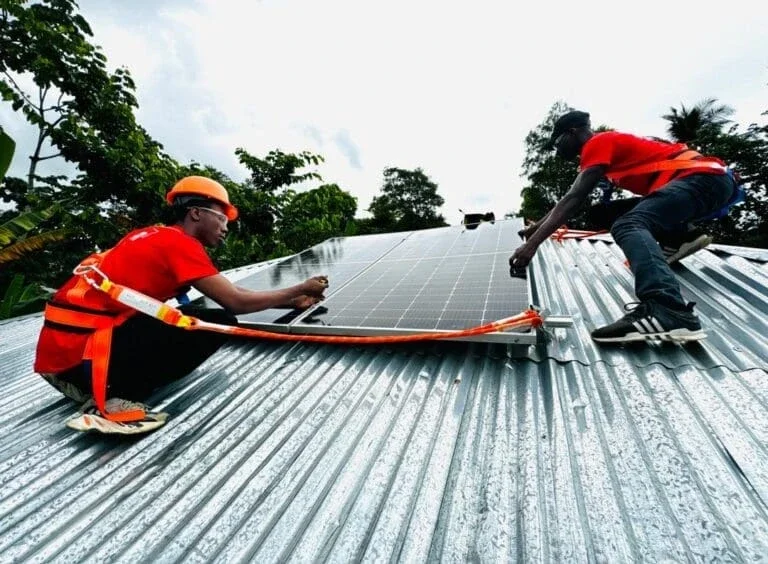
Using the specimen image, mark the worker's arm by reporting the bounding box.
[509,165,606,269]
[192,274,328,314]
[518,209,553,240]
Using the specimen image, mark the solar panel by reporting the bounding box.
[196,218,534,342]
[225,231,410,324]
[292,218,529,333]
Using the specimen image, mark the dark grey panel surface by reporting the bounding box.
[232,232,410,324]
[295,219,529,331]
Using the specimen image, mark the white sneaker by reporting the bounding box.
[65,398,168,435]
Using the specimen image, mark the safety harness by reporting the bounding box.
[43,250,159,422]
[44,257,544,423]
[601,149,746,222]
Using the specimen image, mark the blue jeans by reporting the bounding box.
[611,173,735,310]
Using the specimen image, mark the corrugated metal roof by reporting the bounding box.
[529,238,768,372]
[1,237,767,562]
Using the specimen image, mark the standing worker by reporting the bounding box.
[34,176,329,434]
[509,110,741,343]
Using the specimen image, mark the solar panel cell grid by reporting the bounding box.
[299,219,530,332]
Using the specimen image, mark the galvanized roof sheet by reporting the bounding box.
[1,236,766,562]
[529,238,768,372]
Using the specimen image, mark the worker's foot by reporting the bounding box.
[660,232,713,265]
[65,398,168,435]
[591,301,706,343]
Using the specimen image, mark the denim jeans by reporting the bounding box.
[610,173,735,310]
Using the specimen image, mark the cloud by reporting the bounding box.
[3,0,767,225]
[332,130,362,170]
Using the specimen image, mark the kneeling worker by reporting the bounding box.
[34,176,328,434]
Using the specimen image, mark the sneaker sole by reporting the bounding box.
[665,235,713,265]
[66,413,167,435]
[592,328,707,343]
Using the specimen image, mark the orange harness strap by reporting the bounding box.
[609,150,726,191]
[44,301,143,422]
[550,227,607,243]
[45,248,147,423]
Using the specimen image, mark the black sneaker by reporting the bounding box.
[591,301,706,343]
[659,232,713,265]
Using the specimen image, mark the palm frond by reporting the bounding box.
[0,204,61,246]
[0,229,70,265]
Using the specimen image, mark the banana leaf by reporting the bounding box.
[0,228,70,265]
[0,274,50,320]
[0,204,61,246]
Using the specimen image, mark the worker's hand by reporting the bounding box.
[509,241,539,272]
[289,295,323,309]
[300,275,329,297]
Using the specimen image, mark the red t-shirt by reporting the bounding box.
[34,225,219,373]
[580,131,726,196]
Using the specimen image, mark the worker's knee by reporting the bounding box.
[611,213,645,239]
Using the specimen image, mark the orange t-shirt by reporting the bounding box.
[580,131,726,196]
[34,225,218,373]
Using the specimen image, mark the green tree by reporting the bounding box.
[518,101,603,227]
[0,128,66,318]
[363,167,447,233]
[663,102,768,248]
[279,183,357,253]
[1,0,178,259]
[232,148,324,260]
[0,127,13,179]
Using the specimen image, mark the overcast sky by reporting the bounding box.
[3,0,767,224]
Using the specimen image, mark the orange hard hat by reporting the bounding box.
[166,176,239,220]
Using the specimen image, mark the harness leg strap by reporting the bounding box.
[86,328,146,423]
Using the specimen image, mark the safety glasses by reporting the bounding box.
[195,207,230,225]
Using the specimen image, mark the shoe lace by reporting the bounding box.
[622,301,652,321]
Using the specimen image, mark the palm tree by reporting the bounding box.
[662,98,734,143]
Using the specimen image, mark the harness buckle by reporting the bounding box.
[73,263,110,290]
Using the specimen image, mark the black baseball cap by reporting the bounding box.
[545,110,590,149]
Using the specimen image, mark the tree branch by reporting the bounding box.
[28,85,50,190]
[37,153,62,162]
[2,71,36,108]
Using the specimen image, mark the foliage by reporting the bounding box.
[0,126,64,316]
[0,273,48,319]
[662,98,735,143]
[224,148,325,264]
[518,101,601,227]
[362,167,447,233]
[663,104,768,247]
[279,184,357,253]
[0,0,178,253]
[0,203,69,265]
[0,128,14,179]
